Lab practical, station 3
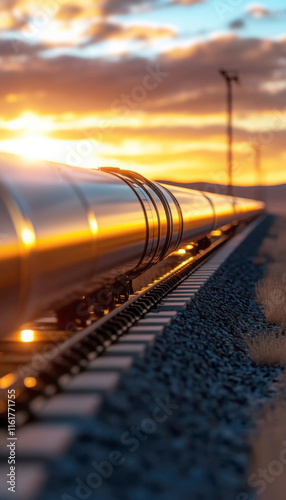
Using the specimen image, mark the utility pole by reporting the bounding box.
[253,144,263,201]
[219,69,240,196]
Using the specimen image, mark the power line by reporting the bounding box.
[219,69,240,197]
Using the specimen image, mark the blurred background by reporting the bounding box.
[0,0,285,210]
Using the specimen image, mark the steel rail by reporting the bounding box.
[0,225,239,427]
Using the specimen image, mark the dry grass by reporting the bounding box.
[249,401,286,500]
[245,217,286,365]
[245,219,286,365]
[256,277,286,325]
[247,218,286,500]
[245,331,286,365]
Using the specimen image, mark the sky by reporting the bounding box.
[0,0,285,186]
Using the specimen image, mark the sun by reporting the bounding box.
[0,111,101,168]
[0,111,66,162]
[0,135,67,162]
[1,136,53,160]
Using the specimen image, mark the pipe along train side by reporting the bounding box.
[0,153,265,339]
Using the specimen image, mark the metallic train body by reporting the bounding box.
[0,153,265,338]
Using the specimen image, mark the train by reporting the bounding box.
[0,153,265,338]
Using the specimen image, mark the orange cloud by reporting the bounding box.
[83,21,176,45]
[56,4,84,21]
[0,36,285,120]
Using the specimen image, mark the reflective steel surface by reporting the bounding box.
[0,153,265,338]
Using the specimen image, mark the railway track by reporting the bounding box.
[0,154,266,499]
[0,217,261,426]
[0,215,265,500]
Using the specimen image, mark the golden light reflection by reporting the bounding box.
[0,373,16,389]
[87,211,98,236]
[178,249,186,254]
[24,377,37,388]
[211,230,222,237]
[186,244,194,250]
[20,329,35,342]
[21,226,36,248]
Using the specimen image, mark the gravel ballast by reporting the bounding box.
[40,215,281,500]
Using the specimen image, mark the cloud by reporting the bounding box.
[55,5,84,21]
[0,1,97,34]
[100,0,204,15]
[245,4,286,20]
[246,4,270,18]
[100,0,154,15]
[1,0,18,8]
[0,4,29,31]
[82,21,176,45]
[1,35,286,122]
[47,124,253,144]
[171,0,205,4]
[230,4,286,31]
[1,2,176,48]
[229,19,245,30]
[0,38,47,57]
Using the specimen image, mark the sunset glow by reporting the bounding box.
[0,1,285,186]
[20,329,35,342]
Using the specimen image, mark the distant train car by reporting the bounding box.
[0,153,265,338]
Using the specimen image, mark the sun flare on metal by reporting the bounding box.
[20,330,35,343]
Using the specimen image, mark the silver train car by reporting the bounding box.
[0,153,265,338]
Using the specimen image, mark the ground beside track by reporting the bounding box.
[39,215,281,500]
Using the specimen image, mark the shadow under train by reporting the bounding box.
[0,153,265,338]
